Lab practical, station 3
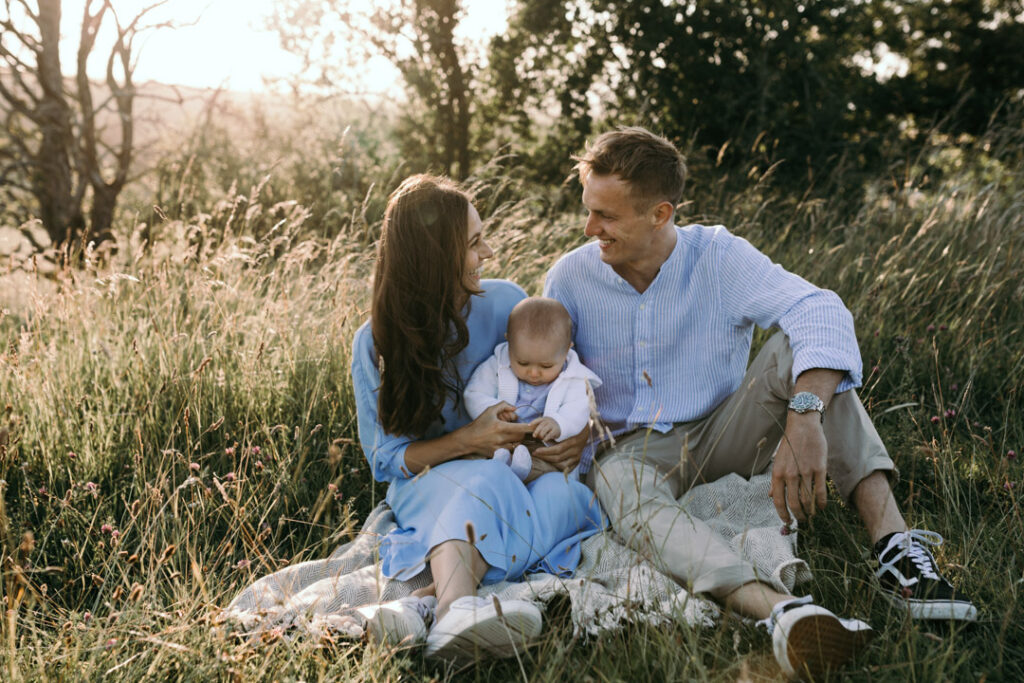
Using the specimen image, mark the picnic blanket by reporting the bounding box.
[222,470,810,641]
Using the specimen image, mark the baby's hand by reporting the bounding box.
[530,417,561,442]
[497,406,518,423]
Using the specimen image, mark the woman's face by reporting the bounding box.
[463,203,493,291]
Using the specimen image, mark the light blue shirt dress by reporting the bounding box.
[351,279,606,584]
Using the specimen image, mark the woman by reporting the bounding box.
[351,175,605,661]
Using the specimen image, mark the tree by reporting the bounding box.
[272,0,475,178]
[0,0,169,248]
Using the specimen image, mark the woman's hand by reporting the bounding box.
[460,402,535,455]
[532,427,588,473]
[403,402,533,474]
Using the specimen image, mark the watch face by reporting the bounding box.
[790,392,822,412]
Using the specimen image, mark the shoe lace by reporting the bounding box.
[894,530,943,581]
[412,596,437,623]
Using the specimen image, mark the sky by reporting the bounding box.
[61,0,511,92]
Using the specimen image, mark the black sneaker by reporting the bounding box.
[874,530,978,621]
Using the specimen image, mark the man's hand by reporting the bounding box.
[532,427,588,473]
[770,413,828,524]
[530,417,562,442]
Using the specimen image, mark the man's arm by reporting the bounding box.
[770,367,844,524]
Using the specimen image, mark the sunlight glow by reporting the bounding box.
[60,0,510,93]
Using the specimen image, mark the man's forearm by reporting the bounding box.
[792,368,846,410]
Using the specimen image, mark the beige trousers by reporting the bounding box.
[586,332,895,599]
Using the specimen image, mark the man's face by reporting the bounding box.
[581,172,658,272]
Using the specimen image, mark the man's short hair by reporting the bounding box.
[507,297,573,350]
[572,126,687,212]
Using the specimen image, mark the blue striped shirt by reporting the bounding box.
[543,224,862,472]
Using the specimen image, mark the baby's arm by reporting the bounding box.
[463,354,505,420]
[543,377,593,441]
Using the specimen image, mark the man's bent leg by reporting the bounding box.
[588,430,760,599]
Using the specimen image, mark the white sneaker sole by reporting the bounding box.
[883,593,978,621]
[358,600,428,646]
[775,611,875,680]
[425,599,542,662]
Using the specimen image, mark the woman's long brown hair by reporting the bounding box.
[372,175,476,437]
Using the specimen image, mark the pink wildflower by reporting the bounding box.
[1008,450,1017,461]
[251,446,261,456]
[254,460,264,472]
[100,524,113,534]
[223,472,236,482]
[85,481,97,492]
[328,483,337,492]
[189,462,200,472]
[225,446,236,456]
[944,409,956,419]
[236,559,250,569]
[939,324,948,331]
[927,324,936,332]
[931,416,941,424]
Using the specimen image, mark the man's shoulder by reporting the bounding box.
[676,223,735,249]
[548,241,601,281]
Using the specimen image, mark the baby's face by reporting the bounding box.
[508,332,568,386]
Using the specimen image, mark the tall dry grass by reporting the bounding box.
[1,121,1022,681]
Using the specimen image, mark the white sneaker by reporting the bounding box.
[508,444,532,480]
[358,595,436,647]
[758,595,874,680]
[424,595,542,662]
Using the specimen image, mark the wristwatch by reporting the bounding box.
[788,391,825,422]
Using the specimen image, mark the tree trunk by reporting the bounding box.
[34,0,83,245]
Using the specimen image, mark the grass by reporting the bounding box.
[1,123,1022,681]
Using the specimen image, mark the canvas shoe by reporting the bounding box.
[874,529,977,621]
[358,595,436,646]
[758,595,874,680]
[425,595,542,662]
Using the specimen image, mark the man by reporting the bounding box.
[543,126,976,678]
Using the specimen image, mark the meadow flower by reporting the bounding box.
[189,462,200,471]
[939,324,948,331]
[250,446,261,456]
[83,611,92,623]
[944,409,956,419]
[100,524,113,534]
[327,483,337,491]
[951,383,959,392]
[236,559,250,569]
[68,451,76,459]
[254,460,263,472]
[225,446,236,456]
[1008,450,1017,460]
[223,472,236,482]
[111,530,120,539]
[927,324,936,332]
[931,416,940,424]
[85,481,97,491]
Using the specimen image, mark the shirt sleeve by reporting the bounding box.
[463,354,501,419]
[716,232,863,391]
[546,378,592,442]
[350,325,415,482]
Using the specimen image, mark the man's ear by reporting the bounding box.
[651,200,674,226]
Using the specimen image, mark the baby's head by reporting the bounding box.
[506,297,573,386]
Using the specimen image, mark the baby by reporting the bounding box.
[464,296,602,482]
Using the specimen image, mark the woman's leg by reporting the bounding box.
[428,539,489,620]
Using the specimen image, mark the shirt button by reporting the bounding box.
[639,304,645,310]
[639,341,647,347]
